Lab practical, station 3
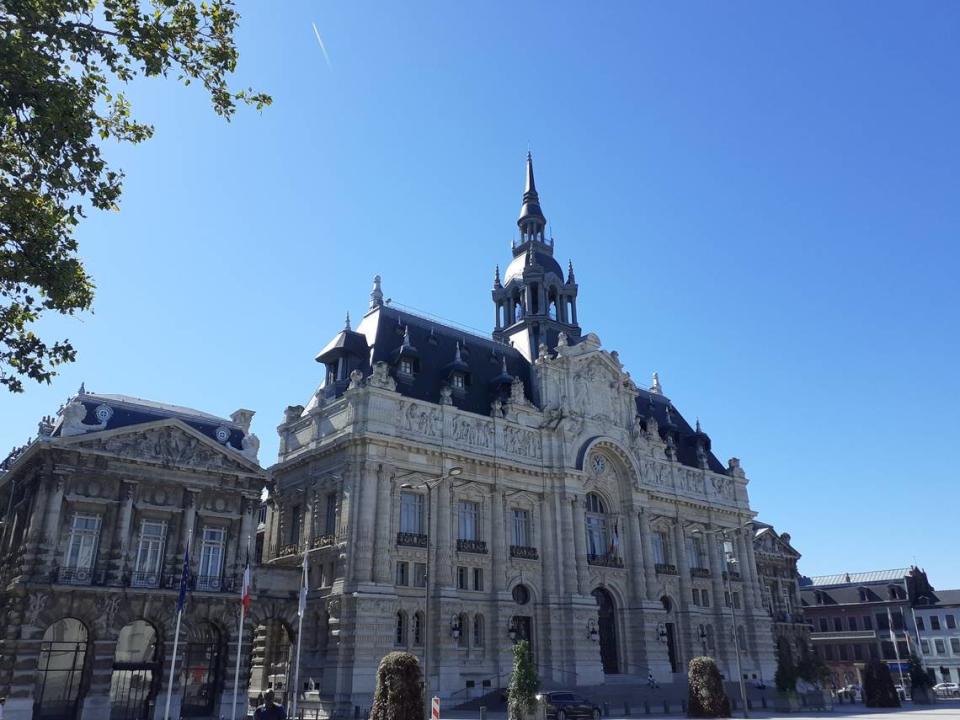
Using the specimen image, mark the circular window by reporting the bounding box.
[215,426,230,443]
[512,584,530,605]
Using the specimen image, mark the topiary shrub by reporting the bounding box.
[370,651,424,720]
[862,659,900,708]
[687,656,731,718]
[507,640,541,720]
[908,653,934,704]
[774,640,797,693]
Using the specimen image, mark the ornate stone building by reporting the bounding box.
[268,155,777,716]
[752,522,809,662]
[0,391,297,720]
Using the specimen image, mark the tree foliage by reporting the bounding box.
[795,642,830,687]
[862,659,900,708]
[507,640,540,720]
[0,0,270,392]
[369,651,424,720]
[774,639,797,693]
[687,656,731,718]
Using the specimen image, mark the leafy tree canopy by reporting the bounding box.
[0,0,269,391]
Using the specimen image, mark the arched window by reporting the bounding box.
[35,618,88,720]
[413,612,424,647]
[110,620,159,720]
[473,615,484,647]
[585,493,609,558]
[395,611,407,647]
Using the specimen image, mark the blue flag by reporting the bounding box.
[176,546,190,612]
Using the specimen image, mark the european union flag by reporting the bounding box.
[176,546,190,612]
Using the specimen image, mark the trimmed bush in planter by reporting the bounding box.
[687,656,731,718]
[507,640,541,720]
[863,659,900,708]
[370,651,424,720]
[909,653,935,704]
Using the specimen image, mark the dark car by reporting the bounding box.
[537,690,601,720]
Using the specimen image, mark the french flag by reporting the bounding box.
[241,557,252,611]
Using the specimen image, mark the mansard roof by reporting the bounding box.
[53,391,249,452]
[634,391,726,473]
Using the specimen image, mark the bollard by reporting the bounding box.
[761,695,767,709]
[644,700,651,715]
[663,700,669,714]
[479,705,487,720]
[603,701,610,716]
[747,698,753,710]
[624,701,630,716]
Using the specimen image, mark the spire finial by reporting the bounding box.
[402,325,411,347]
[696,417,701,433]
[494,264,502,288]
[344,312,351,331]
[369,274,383,309]
[650,372,662,395]
[567,260,575,284]
[454,341,462,362]
[78,382,86,396]
[517,151,546,237]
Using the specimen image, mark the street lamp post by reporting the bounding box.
[400,466,463,720]
[693,522,754,719]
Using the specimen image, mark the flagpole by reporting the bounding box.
[163,606,184,720]
[291,553,308,719]
[232,538,252,720]
[164,534,192,720]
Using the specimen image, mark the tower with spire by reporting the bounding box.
[492,153,580,360]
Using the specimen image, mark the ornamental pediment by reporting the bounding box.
[563,351,634,424]
[61,420,261,475]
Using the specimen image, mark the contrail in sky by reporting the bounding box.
[311,22,333,70]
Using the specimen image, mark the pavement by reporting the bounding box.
[439,699,960,720]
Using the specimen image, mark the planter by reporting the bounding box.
[773,692,802,712]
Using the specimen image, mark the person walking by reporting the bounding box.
[254,690,287,720]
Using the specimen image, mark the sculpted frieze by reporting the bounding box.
[450,415,494,449]
[76,426,252,473]
[397,401,441,438]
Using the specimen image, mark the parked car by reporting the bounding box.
[536,691,601,720]
[934,682,960,698]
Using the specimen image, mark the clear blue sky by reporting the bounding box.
[4,2,959,587]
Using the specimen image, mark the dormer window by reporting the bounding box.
[452,373,466,390]
[399,359,414,376]
[325,363,337,385]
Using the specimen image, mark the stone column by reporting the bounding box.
[112,481,136,582]
[352,462,378,583]
[560,494,578,594]
[373,468,394,584]
[735,532,755,610]
[673,519,693,663]
[491,490,506,592]
[178,489,198,574]
[541,492,559,597]
[42,476,66,566]
[626,505,647,603]
[572,497,588,595]
[638,509,656,600]
[435,483,452,586]
[743,529,764,607]
[707,530,730,666]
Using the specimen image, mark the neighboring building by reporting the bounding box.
[267,155,776,717]
[914,589,960,686]
[799,567,936,689]
[0,390,296,720]
[752,523,809,659]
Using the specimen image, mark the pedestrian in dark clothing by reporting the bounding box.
[254,690,287,720]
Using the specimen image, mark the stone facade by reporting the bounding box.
[0,392,296,720]
[266,156,777,716]
[752,523,809,661]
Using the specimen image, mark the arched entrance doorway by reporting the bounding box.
[109,621,160,720]
[34,618,88,720]
[591,588,619,674]
[181,623,222,717]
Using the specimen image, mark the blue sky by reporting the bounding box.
[4,2,959,587]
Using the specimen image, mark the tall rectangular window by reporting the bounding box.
[290,505,302,546]
[473,567,484,591]
[64,513,100,583]
[686,537,705,568]
[400,492,424,535]
[916,616,925,631]
[197,527,225,590]
[413,562,427,588]
[848,616,858,631]
[702,589,710,607]
[585,514,607,556]
[325,492,337,535]
[458,501,479,541]
[931,615,941,630]
[512,509,530,547]
[457,566,468,590]
[935,639,946,654]
[133,520,166,586]
[819,618,828,632]
[395,561,409,586]
[653,531,668,564]
[863,615,873,630]
[951,638,960,653]
[946,614,956,629]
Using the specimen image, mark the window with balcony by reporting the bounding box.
[324,492,337,536]
[917,616,925,631]
[196,527,225,591]
[584,493,609,557]
[848,616,858,631]
[921,639,930,654]
[950,638,960,653]
[512,509,530,547]
[834,617,843,632]
[819,618,828,632]
[62,513,100,584]
[653,531,668,565]
[863,615,873,630]
[399,492,424,535]
[686,536,705,570]
[132,520,165,587]
[458,501,479,540]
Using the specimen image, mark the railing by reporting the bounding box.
[278,543,300,558]
[312,534,335,549]
[54,566,100,585]
[587,553,624,568]
[655,563,678,575]
[456,539,487,554]
[722,570,742,581]
[510,545,539,560]
[691,567,711,578]
[809,629,877,640]
[396,532,428,548]
[129,569,162,588]
[195,574,226,592]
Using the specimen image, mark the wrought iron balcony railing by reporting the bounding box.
[509,545,539,560]
[722,570,742,581]
[587,553,624,568]
[312,534,335,549]
[690,567,711,578]
[130,569,162,588]
[54,566,100,586]
[278,543,300,558]
[655,563,679,575]
[456,539,487,554]
[396,532,429,548]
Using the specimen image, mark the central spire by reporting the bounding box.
[517,152,546,240]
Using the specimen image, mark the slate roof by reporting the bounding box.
[53,391,248,452]
[932,589,960,606]
[503,248,565,284]
[803,569,912,587]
